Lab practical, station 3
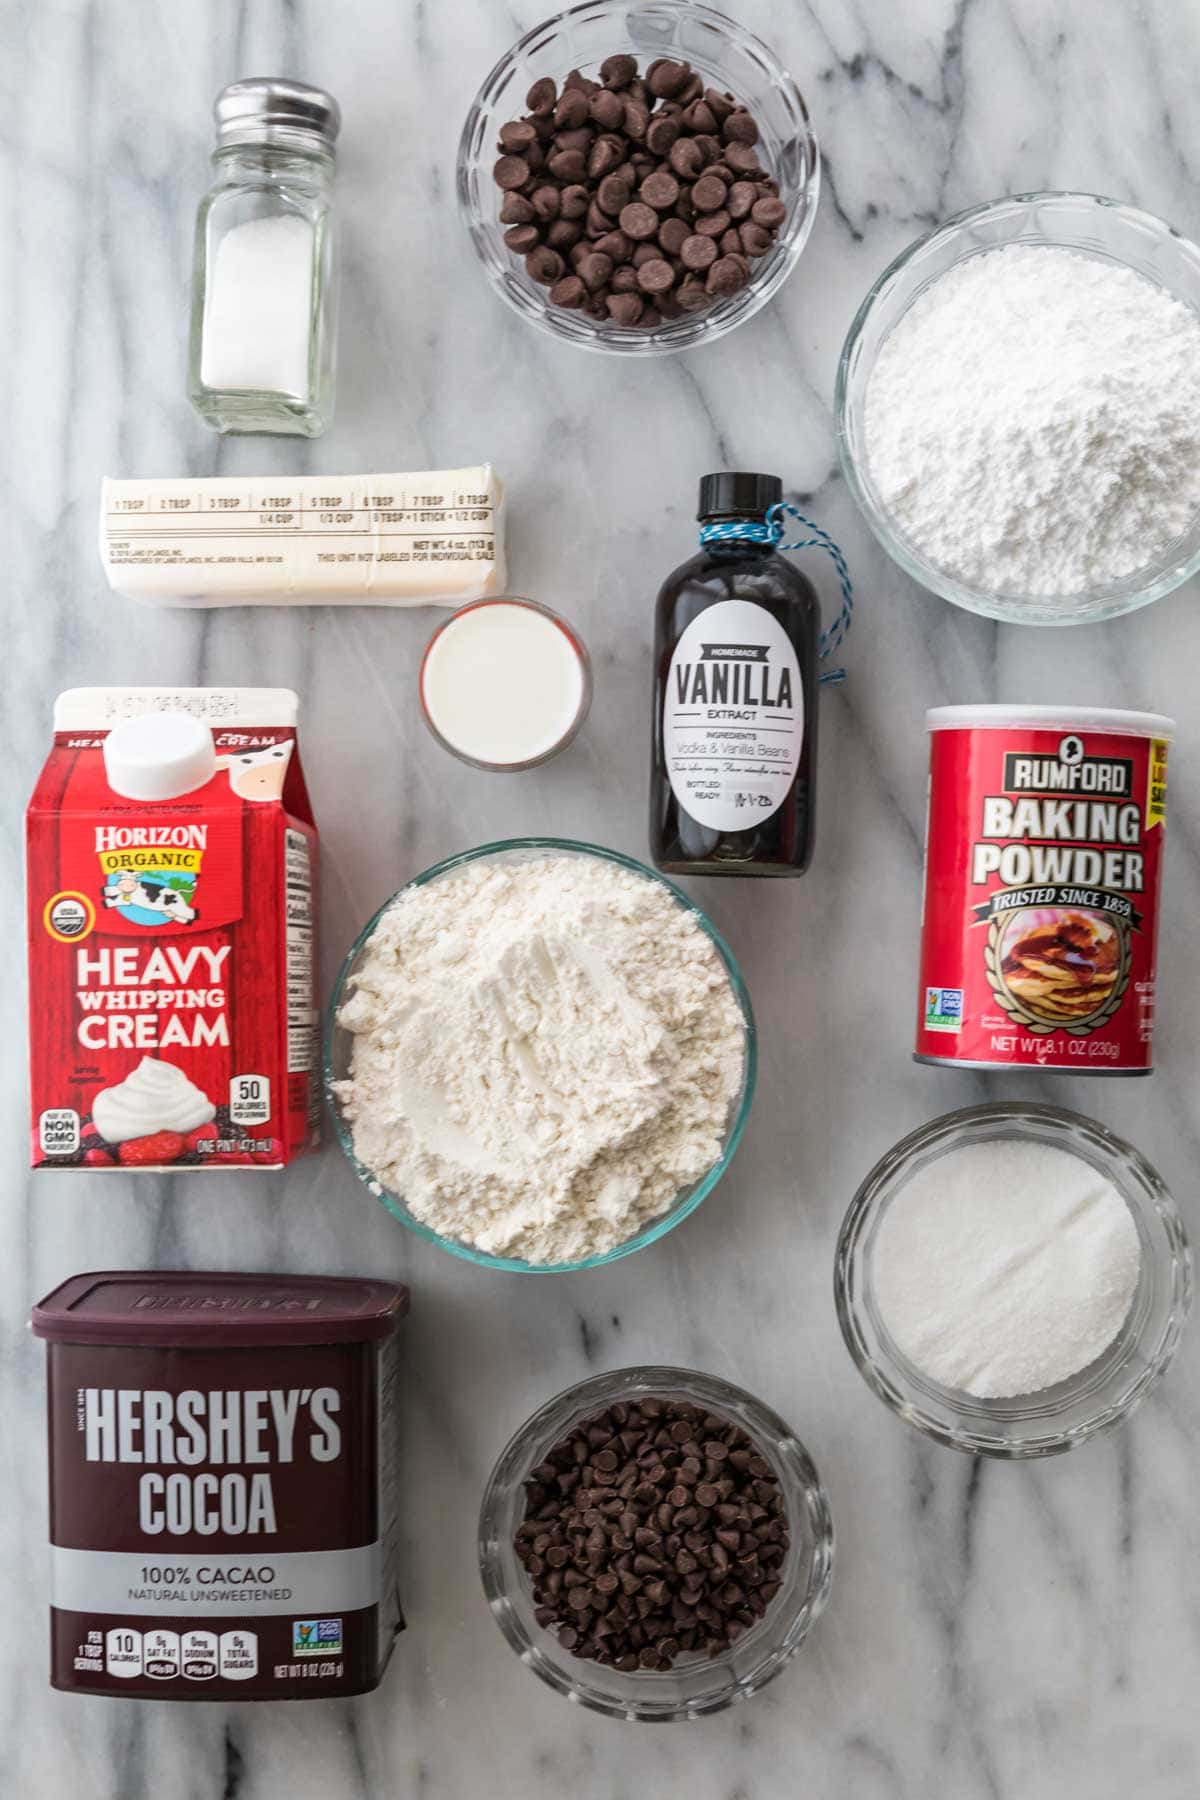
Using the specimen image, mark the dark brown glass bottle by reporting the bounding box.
[650,472,819,876]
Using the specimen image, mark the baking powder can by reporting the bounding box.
[915,705,1173,1074]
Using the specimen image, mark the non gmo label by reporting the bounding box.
[663,599,803,832]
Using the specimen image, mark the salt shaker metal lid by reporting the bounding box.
[214,77,341,154]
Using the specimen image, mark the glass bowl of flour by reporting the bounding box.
[326,839,756,1272]
[834,1102,1191,1458]
[836,192,1200,625]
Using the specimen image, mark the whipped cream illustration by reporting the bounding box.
[92,1057,216,1143]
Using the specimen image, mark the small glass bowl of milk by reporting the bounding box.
[419,597,592,771]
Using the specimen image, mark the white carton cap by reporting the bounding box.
[102,711,217,801]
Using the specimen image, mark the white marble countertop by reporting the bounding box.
[5,1,1200,1795]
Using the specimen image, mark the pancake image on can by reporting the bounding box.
[992,906,1125,1031]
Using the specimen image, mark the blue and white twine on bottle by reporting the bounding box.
[699,501,854,684]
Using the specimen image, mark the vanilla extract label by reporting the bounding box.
[663,600,804,833]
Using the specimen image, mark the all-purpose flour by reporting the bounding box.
[865,244,1200,598]
[335,854,746,1263]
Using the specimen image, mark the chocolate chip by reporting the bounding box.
[669,137,705,179]
[500,191,536,225]
[720,228,743,257]
[680,233,718,271]
[589,88,625,130]
[658,215,690,256]
[578,251,614,292]
[607,292,644,326]
[547,148,587,182]
[727,180,758,221]
[619,200,660,241]
[526,245,564,286]
[723,109,760,146]
[499,120,538,153]
[494,155,530,191]
[704,87,736,122]
[623,96,649,140]
[588,135,624,179]
[725,142,761,176]
[597,173,632,217]
[530,184,560,221]
[682,99,718,134]
[600,53,637,89]
[646,114,681,157]
[694,208,731,239]
[636,258,675,295]
[545,270,583,305]
[677,276,709,312]
[526,76,557,116]
[706,254,748,296]
[504,223,540,253]
[692,173,728,213]
[594,228,633,261]
[751,195,787,230]
[640,169,680,211]
[738,221,773,257]
[555,126,594,156]
[559,183,590,219]
[611,263,639,294]
[647,58,689,98]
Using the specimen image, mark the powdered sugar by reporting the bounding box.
[865,244,1200,598]
[334,853,746,1264]
[872,1138,1141,1398]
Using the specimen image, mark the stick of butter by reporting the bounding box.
[99,467,505,606]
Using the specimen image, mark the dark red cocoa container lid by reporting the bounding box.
[31,1270,409,1348]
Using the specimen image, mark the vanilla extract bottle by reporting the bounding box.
[650,472,819,876]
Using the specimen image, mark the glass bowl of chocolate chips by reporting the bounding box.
[479,1366,834,1719]
[457,0,820,353]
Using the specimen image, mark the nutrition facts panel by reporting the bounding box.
[284,830,316,1076]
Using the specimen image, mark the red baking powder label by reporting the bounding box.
[916,721,1170,1072]
[26,691,320,1169]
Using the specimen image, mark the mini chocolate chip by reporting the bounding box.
[600,53,637,89]
[526,76,557,116]
[680,233,718,271]
[751,195,787,229]
[493,154,530,190]
[619,200,659,240]
[607,292,644,326]
[636,257,675,295]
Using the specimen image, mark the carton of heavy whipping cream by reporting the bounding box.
[32,1270,408,1700]
[99,466,505,605]
[26,688,320,1170]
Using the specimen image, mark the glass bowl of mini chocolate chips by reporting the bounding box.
[479,1366,834,1719]
[457,0,819,353]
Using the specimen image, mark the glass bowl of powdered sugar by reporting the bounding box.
[325,838,755,1272]
[834,1101,1191,1458]
[837,191,1200,625]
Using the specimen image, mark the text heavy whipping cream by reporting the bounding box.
[26,688,320,1169]
[32,1271,408,1701]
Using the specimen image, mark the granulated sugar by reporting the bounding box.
[865,244,1200,598]
[872,1138,1141,1398]
[334,854,746,1264]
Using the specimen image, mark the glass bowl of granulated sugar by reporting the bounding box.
[325,838,755,1272]
[834,1101,1191,1458]
[837,191,1200,625]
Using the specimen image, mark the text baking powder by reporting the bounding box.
[865,245,1200,599]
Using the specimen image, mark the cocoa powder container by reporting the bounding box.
[32,1270,408,1700]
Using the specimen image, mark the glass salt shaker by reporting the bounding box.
[188,78,340,436]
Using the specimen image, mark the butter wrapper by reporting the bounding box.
[100,467,505,606]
